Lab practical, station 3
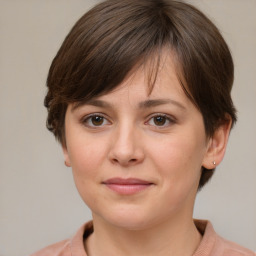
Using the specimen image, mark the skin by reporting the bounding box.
[63,55,231,256]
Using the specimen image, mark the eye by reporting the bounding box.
[147,114,175,127]
[82,114,111,128]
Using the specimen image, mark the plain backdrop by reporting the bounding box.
[0,0,255,255]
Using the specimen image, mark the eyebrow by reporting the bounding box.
[72,98,186,111]
[72,99,112,111]
[138,99,186,110]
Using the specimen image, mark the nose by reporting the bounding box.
[108,124,145,167]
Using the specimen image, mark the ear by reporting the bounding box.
[62,145,71,167]
[202,118,232,169]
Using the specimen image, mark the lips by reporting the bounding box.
[102,178,153,195]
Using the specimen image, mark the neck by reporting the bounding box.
[85,214,202,256]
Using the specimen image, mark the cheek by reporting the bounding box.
[68,139,106,207]
[68,134,108,173]
[150,138,204,209]
[66,136,108,198]
[149,134,205,184]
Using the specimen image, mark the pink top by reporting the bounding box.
[30,220,255,256]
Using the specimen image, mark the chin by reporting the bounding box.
[110,218,152,231]
[97,208,161,231]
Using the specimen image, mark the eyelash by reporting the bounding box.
[81,113,176,129]
[146,113,176,128]
[81,113,111,128]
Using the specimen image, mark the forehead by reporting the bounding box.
[71,49,191,111]
[72,54,189,112]
[104,52,185,99]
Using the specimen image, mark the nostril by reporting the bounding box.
[111,158,138,165]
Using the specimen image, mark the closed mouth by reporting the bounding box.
[103,178,153,185]
[102,178,154,195]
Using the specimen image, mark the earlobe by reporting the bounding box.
[62,145,71,167]
[202,118,232,169]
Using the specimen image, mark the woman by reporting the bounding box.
[31,0,255,255]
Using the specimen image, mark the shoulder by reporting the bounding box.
[29,239,71,256]
[214,235,255,256]
[194,219,255,256]
[29,221,93,256]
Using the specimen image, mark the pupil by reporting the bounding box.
[154,116,166,126]
[92,116,103,125]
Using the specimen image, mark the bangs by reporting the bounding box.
[47,0,178,104]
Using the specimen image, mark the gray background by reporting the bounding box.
[0,0,255,255]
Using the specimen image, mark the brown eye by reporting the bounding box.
[153,116,167,126]
[82,114,110,128]
[147,114,175,128]
[91,116,104,126]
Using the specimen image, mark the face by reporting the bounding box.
[63,56,212,231]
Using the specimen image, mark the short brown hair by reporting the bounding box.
[45,0,237,188]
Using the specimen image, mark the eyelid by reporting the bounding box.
[81,112,112,128]
[79,112,176,129]
[146,112,176,121]
[145,113,176,127]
